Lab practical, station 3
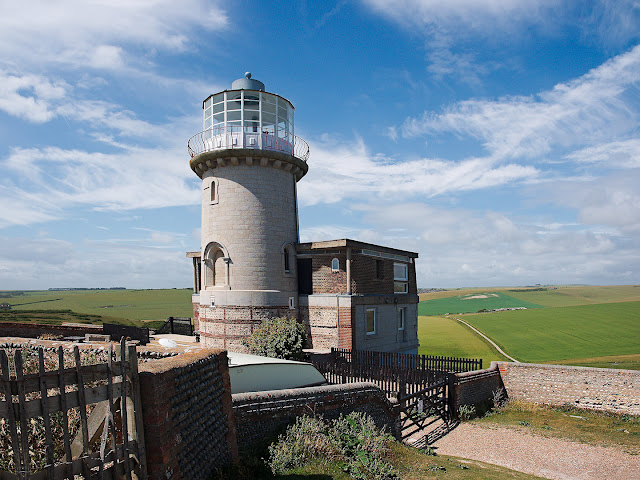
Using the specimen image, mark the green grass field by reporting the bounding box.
[461,301,640,364]
[418,292,543,316]
[0,289,193,322]
[418,315,510,367]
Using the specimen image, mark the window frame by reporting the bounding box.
[331,257,340,272]
[393,262,408,294]
[366,308,376,335]
[398,308,405,331]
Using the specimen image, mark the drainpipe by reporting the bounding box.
[336,294,340,348]
[346,247,352,295]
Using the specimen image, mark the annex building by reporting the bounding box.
[186,74,419,355]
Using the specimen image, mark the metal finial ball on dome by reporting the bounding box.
[245,72,251,79]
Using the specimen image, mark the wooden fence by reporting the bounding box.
[0,339,147,480]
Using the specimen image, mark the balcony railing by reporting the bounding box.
[188,127,310,163]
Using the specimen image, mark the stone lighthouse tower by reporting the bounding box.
[187,73,309,351]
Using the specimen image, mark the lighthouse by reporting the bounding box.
[187,73,420,355]
[187,73,309,351]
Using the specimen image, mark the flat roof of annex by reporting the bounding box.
[295,238,418,259]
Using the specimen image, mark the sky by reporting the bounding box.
[1,0,639,290]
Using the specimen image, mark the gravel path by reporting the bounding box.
[431,422,640,480]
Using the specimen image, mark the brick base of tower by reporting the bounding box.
[193,299,354,353]
[197,303,297,352]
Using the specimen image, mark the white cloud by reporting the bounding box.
[534,172,640,233]
[298,136,538,206]
[0,145,200,229]
[350,202,637,287]
[0,71,67,122]
[566,138,640,169]
[0,236,192,290]
[0,1,228,71]
[398,45,640,161]
[361,0,558,33]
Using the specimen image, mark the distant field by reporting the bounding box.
[462,301,640,364]
[506,285,640,307]
[418,292,543,316]
[0,289,193,321]
[418,315,509,367]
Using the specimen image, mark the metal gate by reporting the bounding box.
[0,339,147,480]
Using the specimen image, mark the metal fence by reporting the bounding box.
[102,324,149,346]
[154,317,193,336]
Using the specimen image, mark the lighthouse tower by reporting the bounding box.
[187,73,309,351]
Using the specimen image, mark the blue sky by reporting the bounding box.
[1,0,639,289]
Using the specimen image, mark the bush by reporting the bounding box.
[268,412,398,479]
[458,404,477,421]
[242,316,305,360]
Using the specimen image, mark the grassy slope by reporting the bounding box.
[418,315,509,366]
[0,289,193,321]
[462,301,640,363]
[418,292,543,316]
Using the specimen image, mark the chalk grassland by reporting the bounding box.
[418,292,543,316]
[420,285,640,307]
[462,301,640,365]
[418,315,510,368]
[0,289,193,322]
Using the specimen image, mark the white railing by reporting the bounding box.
[188,127,310,163]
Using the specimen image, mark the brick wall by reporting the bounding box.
[191,301,200,332]
[311,254,348,294]
[199,304,296,352]
[450,365,503,414]
[0,322,103,338]
[497,362,640,415]
[139,349,238,480]
[232,382,400,451]
[351,255,392,295]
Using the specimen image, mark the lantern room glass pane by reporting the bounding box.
[263,93,276,104]
[227,110,241,121]
[227,91,241,100]
[262,112,276,124]
[244,100,259,110]
[245,111,260,122]
[263,102,276,114]
[213,113,224,124]
[277,98,288,109]
[227,100,241,110]
[213,93,224,104]
[213,103,224,114]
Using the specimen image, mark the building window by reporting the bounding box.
[366,308,376,335]
[284,247,291,273]
[398,308,405,330]
[331,258,340,272]
[394,262,408,294]
[376,259,384,279]
[204,177,218,205]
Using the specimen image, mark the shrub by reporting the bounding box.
[242,316,305,360]
[458,404,477,421]
[268,412,398,479]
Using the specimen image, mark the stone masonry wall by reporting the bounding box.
[0,322,103,338]
[232,382,400,451]
[199,304,296,352]
[498,362,640,415]
[139,349,238,480]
